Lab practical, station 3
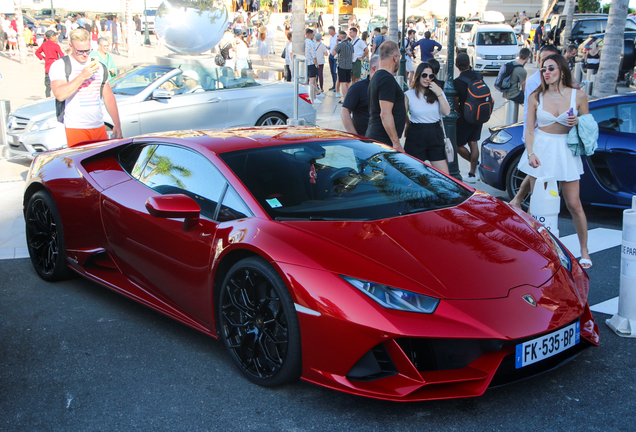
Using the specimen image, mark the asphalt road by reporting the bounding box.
[1,205,635,432]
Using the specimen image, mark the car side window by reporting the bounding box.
[627,20,636,31]
[590,105,619,132]
[618,104,636,134]
[217,187,251,222]
[136,144,228,220]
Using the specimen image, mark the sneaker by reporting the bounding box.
[329,87,335,91]
[317,93,326,99]
[335,92,342,97]
[313,99,323,104]
[465,171,480,184]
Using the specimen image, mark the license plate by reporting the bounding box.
[515,322,580,368]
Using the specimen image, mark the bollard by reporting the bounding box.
[505,100,520,124]
[288,55,307,126]
[0,100,10,147]
[574,62,583,83]
[530,177,560,238]
[606,195,636,338]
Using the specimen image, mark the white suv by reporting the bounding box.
[466,23,521,72]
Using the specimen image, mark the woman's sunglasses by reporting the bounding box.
[540,66,558,73]
[420,73,435,79]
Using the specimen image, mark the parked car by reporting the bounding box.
[24,127,599,401]
[455,20,479,53]
[6,64,316,158]
[466,23,521,72]
[566,16,636,45]
[576,32,636,85]
[547,13,607,46]
[480,94,636,210]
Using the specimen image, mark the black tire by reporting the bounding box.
[25,190,73,281]
[217,257,301,387]
[505,153,530,211]
[256,112,287,126]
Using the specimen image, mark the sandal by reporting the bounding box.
[579,258,593,269]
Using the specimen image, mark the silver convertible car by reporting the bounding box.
[6,65,317,158]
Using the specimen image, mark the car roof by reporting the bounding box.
[475,24,515,32]
[134,127,360,154]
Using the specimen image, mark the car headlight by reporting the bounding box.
[342,276,440,314]
[538,227,572,272]
[489,129,513,144]
[31,117,58,132]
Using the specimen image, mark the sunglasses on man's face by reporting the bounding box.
[420,73,435,79]
[71,44,91,55]
[540,66,558,73]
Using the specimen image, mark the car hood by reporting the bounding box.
[281,192,558,300]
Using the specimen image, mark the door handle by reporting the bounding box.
[609,149,636,155]
[207,97,222,104]
[102,199,120,215]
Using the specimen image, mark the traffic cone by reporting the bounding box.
[606,196,636,338]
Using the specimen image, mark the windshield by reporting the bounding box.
[477,31,517,45]
[461,23,474,33]
[220,140,472,221]
[110,65,174,96]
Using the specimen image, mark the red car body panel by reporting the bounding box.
[23,127,599,401]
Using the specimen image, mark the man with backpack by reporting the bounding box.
[50,28,121,147]
[498,48,531,105]
[453,52,493,183]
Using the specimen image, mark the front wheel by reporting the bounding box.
[25,190,72,281]
[256,112,287,126]
[505,153,530,211]
[217,257,301,386]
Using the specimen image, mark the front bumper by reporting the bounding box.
[283,260,598,401]
[473,58,510,71]
[7,127,66,159]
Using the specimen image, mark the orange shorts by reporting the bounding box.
[65,125,108,148]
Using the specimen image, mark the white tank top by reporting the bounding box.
[405,89,448,124]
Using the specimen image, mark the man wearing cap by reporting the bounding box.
[35,30,65,98]
[182,70,204,93]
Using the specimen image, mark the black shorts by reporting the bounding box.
[307,64,318,78]
[404,122,446,162]
[338,67,352,83]
[456,117,483,147]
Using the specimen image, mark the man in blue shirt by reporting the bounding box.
[412,31,441,62]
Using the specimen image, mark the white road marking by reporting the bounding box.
[559,228,623,258]
[590,296,619,315]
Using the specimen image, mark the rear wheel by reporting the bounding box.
[256,113,287,126]
[25,190,72,281]
[217,257,301,386]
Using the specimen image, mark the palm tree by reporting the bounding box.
[126,0,136,58]
[14,0,27,64]
[561,0,575,48]
[292,0,304,60]
[388,0,398,43]
[593,0,629,97]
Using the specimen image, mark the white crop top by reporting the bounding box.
[536,89,578,128]
[405,89,448,124]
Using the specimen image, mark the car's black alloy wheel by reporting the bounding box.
[218,257,301,386]
[25,191,72,281]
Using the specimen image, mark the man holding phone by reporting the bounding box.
[50,28,122,147]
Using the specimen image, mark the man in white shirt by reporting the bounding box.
[50,28,122,147]
[349,27,368,83]
[65,16,73,37]
[304,28,321,104]
[266,20,276,54]
[327,26,338,91]
[182,70,204,93]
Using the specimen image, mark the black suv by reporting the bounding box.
[567,17,636,45]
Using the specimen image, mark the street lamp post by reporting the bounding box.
[399,0,406,87]
[443,0,460,180]
[144,0,151,45]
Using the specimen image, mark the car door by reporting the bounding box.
[100,143,229,325]
[603,102,636,195]
[136,70,229,134]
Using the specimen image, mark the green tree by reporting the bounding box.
[578,0,601,12]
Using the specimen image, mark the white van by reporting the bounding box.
[466,24,521,72]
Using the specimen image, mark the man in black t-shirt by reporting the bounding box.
[341,55,379,136]
[365,41,406,151]
[453,52,483,183]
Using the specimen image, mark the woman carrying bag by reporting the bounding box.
[404,62,451,174]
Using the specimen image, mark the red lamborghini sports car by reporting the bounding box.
[23,127,599,401]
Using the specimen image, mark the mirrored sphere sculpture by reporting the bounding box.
[155,0,228,55]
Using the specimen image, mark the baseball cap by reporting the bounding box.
[456,52,470,69]
[182,70,199,81]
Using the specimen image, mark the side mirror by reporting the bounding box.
[145,194,201,231]
[152,88,171,99]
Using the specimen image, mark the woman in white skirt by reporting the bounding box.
[517,54,593,268]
